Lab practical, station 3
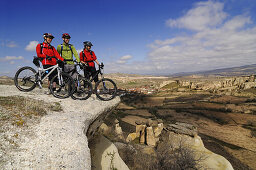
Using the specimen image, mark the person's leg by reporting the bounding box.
[48,67,57,91]
[84,66,91,80]
[43,65,54,94]
[91,67,98,83]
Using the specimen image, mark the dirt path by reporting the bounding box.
[0,85,120,169]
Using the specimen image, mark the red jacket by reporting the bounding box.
[80,49,97,67]
[36,42,64,65]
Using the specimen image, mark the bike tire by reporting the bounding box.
[50,72,75,99]
[95,78,117,101]
[14,66,37,92]
[71,77,93,100]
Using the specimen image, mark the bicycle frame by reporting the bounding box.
[87,67,103,83]
[36,65,62,88]
[73,61,106,89]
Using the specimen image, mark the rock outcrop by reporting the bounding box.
[0,85,120,170]
[166,123,234,170]
[91,135,129,170]
[175,75,256,92]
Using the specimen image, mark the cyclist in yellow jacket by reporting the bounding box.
[57,33,80,79]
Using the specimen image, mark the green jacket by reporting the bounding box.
[57,44,80,65]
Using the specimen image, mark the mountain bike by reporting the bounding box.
[14,56,75,99]
[65,61,93,100]
[83,63,117,101]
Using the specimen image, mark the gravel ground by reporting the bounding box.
[0,85,120,170]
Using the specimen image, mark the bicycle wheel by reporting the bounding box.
[14,66,37,92]
[50,72,75,99]
[95,78,117,101]
[71,77,93,100]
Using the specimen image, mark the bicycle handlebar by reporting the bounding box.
[72,60,104,71]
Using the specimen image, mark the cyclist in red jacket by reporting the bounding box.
[36,33,64,92]
[80,41,100,82]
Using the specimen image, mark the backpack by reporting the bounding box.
[40,43,53,54]
[60,44,73,62]
[82,50,94,62]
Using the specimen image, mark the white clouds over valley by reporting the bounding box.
[107,0,256,74]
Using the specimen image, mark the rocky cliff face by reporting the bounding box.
[0,85,120,170]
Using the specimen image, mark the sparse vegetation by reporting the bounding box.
[114,134,206,170]
[161,82,179,90]
[0,96,62,127]
[0,95,63,167]
[105,151,118,170]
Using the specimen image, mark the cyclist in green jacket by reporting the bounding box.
[57,33,80,79]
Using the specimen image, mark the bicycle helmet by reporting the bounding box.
[62,33,71,39]
[83,41,93,47]
[43,33,54,39]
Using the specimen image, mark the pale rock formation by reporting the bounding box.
[154,123,164,143]
[114,120,123,135]
[146,127,156,147]
[248,75,255,82]
[243,82,256,89]
[126,133,137,143]
[166,122,234,170]
[154,123,164,138]
[167,132,234,170]
[91,135,129,170]
[139,125,146,144]
[114,119,125,140]
[99,123,110,135]
[136,124,146,138]
[176,75,256,92]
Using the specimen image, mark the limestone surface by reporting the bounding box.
[0,85,120,170]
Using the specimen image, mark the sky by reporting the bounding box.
[1,0,256,76]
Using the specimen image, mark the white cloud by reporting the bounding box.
[116,60,126,64]
[148,10,256,74]
[0,40,18,48]
[6,41,17,48]
[106,1,256,75]
[120,55,132,60]
[116,55,133,64]
[0,56,24,61]
[25,41,39,51]
[166,0,227,31]
[76,49,83,54]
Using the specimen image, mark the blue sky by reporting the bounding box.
[1,0,256,76]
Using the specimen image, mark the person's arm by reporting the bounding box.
[57,45,61,55]
[53,47,64,61]
[95,59,100,65]
[36,44,46,58]
[93,51,100,65]
[71,45,80,62]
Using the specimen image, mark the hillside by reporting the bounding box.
[171,64,256,77]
